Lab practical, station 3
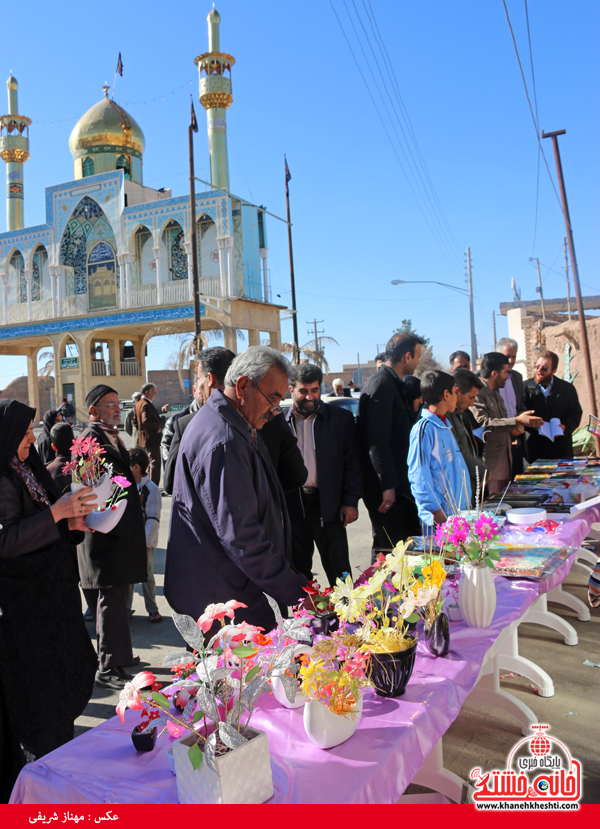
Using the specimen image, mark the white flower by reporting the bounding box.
[362,569,387,596]
[332,576,367,623]
[414,586,439,607]
[399,597,416,618]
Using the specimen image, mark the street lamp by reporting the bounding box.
[391,279,477,365]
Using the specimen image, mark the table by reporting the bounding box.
[10,508,599,805]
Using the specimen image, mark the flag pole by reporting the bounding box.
[112,53,123,100]
[189,99,202,354]
[285,156,299,364]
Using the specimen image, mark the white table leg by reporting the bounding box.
[409,738,475,803]
[547,584,590,621]
[576,547,598,567]
[521,594,578,646]
[497,628,554,697]
[585,528,600,541]
[571,561,592,577]
[467,654,539,733]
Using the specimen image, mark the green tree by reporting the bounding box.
[394,319,431,348]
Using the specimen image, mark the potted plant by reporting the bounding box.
[300,635,369,749]
[435,514,501,629]
[85,475,130,533]
[331,543,419,698]
[298,579,338,635]
[67,435,113,504]
[409,558,449,657]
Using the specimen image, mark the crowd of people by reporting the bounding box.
[0,331,587,797]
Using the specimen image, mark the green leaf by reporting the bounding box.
[151,692,170,710]
[487,548,501,561]
[192,711,204,724]
[188,741,203,771]
[484,558,495,568]
[315,599,330,610]
[468,550,480,561]
[466,541,480,556]
[245,665,261,684]
[230,644,258,659]
[406,612,420,623]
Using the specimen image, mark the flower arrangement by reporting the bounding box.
[117,595,310,772]
[64,435,111,487]
[300,579,334,614]
[407,558,447,628]
[299,633,369,716]
[99,475,130,511]
[435,514,501,569]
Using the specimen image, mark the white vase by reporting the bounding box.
[271,644,314,709]
[85,499,127,533]
[447,603,463,622]
[458,562,496,628]
[172,725,273,804]
[303,691,363,750]
[72,472,112,506]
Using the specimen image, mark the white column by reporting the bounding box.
[1,275,8,325]
[117,254,126,309]
[259,247,269,303]
[123,254,132,309]
[184,241,194,301]
[49,266,57,317]
[225,237,235,296]
[217,238,228,297]
[153,247,163,305]
[24,268,32,321]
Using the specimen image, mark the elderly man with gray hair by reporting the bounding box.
[496,336,526,476]
[165,346,308,633]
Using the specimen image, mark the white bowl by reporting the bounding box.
[72,472,112,506]
[505,507,546,526]
[86,499,127,533]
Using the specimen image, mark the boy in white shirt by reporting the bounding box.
[127,448,163,622]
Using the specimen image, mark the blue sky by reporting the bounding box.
[0,0,598,386]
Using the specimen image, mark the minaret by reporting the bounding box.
[0,75,31,231]
[195,7,234,191]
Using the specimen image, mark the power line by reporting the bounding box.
[524,0,541,254]
[501,0,563,212]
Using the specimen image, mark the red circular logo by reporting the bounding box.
[530,734,551,756]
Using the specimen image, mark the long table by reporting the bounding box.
[10,508,598,805]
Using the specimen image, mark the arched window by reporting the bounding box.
[116,155,131,180]
[82,157,95,177]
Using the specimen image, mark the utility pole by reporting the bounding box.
[530,257,546,322]
[564,237,572,320]
[188,121,202,354]
[285,156,299,363]
[543,128,599,455]
[307,318,324,354]
[492,312,497,350]
[357,352,363,385]
[466,248,477,366]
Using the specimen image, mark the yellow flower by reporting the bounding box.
[422,560,446,589]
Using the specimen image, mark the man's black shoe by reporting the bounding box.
[94,666,133,690]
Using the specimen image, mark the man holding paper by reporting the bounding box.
[523,350,583,461]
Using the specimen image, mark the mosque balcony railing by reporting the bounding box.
[91,360,115,377]
[120,361,141,377]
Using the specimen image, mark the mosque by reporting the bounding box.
[0,8,283,420]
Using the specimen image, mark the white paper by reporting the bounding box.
[539,417,562,441]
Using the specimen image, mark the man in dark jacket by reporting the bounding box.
[133,383,163,485]
[523,350,583,461]
[447,369,488,503]
[78,384,147,689]
[45,422,75,494]
[284,364,362,585]
[496,337,527,476]
[165,347,308,632]
[358,334,423,556]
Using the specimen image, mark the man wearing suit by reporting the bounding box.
[470,353,543,495]
[359,334,423,557]
[496,337,527,476]
[523,350,583,461]
[78,384,147,689]
[134,383,163,485]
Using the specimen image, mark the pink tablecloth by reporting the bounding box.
[10,507,598,805]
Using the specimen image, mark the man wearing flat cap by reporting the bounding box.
[78,385,147,689]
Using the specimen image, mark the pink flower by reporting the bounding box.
[166,720,185,739]
[197,600,248,633]
[473,514,499,541]
[112,475,131,489]
[116,671,155,723]
[343,650,370,678]
[227,621,264,644]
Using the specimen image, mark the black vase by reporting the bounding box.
[424,612,450,657]
[309,611,339,636]
[369,637,417,698]
[131,724,158,752]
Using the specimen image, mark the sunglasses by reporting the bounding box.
[535,365,552,373]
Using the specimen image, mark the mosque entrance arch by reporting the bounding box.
[88,242,117,310]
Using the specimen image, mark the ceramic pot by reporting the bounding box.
[303,691,363,749]
[309,611,339,636]
[72,472,112,506]
[447,603,463,622]
[424,612,450,657]
[172,725,273,804]
[369,637,417,698]
[271,644,314,709]
[131,724,157,752]
[458,562,496,629]
[86,498,127,534]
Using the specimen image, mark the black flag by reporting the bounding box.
[191,97,198,133]
[116,52,123,77]
[285,155,291,196]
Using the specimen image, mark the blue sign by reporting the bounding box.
[183,379,190,388]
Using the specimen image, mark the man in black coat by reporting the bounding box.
[285,364,363,585]
[78,384,147,689]
[523,350,583,461]
[358,334,423,557]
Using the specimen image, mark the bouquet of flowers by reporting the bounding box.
[64,435,111,487]
[299,633,369,717]
[100,475,130,512]
[117,595,310,771]
[434,513,501,569]
[407,557,447,628]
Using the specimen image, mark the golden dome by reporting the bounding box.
[69,92,145,158]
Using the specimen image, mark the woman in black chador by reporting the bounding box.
[0,399,97,760]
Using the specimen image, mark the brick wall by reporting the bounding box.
[0,376,56,421]
[147,369,194,410]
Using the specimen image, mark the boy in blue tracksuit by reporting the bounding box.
[408,370,471,530]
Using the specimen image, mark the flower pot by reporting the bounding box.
[424,612,450,657]
[131,724,157,752]
[369,637,417,698]
[72,472,112,506]
[172,725,273,804]
[303,691,362,749]
[271,644,314,709]
[447,603,463,622]
[458,562,497,629]
[309,611,339,636]
[86,498,127,534]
